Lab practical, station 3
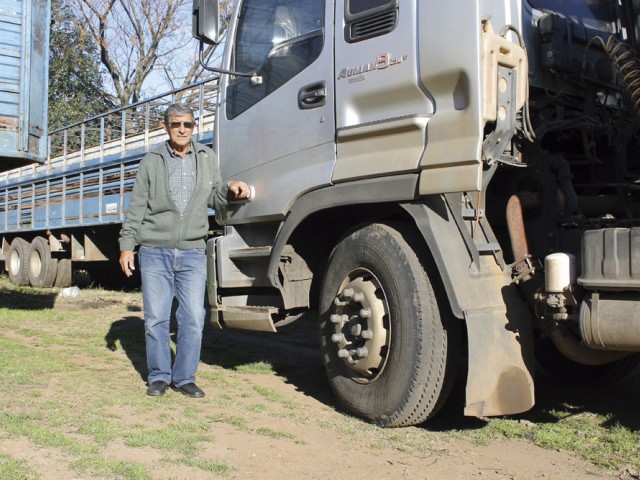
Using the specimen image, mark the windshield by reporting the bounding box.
[528,0,616,31]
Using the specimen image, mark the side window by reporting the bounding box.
[344,0,398,43]
[227,0,325,119]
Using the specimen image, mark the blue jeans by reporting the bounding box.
[139,246,206,387]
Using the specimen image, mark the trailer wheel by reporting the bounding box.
[7,238,30,286]
[319,223,457,427]
[28,237,58,288]
[54,258,72,288]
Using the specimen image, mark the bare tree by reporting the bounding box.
[157,0,235,92]
[72,0,236,107]
[73,0,195,106]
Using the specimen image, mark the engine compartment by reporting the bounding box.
[483,0,640,367]
[489,1,640,265]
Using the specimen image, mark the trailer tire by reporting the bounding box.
[54,258,72,288]
[319,223,457,427]
[7,238,31,286]
[28,237,58,288]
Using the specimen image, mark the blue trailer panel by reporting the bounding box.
[0,0,50,171]
[0,79,219,287]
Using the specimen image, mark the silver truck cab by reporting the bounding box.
[194,0,640,426]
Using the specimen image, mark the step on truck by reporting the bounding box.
[191,0,640,426]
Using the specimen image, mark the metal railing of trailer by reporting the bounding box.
[0,77,220,234]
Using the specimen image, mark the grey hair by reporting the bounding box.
[164,104,195,124]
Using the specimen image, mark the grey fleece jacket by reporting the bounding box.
[118,141,229,252]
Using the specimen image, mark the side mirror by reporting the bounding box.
[192,0,220,45]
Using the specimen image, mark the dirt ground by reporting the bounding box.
[1,288,639,480]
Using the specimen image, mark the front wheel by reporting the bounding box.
[319,223,458,427]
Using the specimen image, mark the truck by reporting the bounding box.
[0,0,50,172]
[1,0,640,427]
[191,0,640,426]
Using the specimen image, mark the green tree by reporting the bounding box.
[48,0,113,131]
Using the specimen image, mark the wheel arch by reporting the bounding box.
[265,174,446,309]
[265,175,465,318]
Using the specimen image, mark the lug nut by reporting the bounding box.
[343,288,354,299]
[361,329,373,339]
[359,308,371,319]
[334,297,346,307]
[332,333,345,344]
[353,292,364,302]
[356,347,368,358]
[330,314,341,324]
[337,349,350,358]
[350,324,362,336]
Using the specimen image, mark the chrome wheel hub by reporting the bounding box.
[329,269,390,381]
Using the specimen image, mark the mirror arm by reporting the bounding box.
[198,43,260,80]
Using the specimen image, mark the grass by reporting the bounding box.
[71,455,151,480]
[0,276,639,478]
[0,453,39,480]
[0,338,67,388]
[254,427,298,442]
[0,277,319,478]
[233,361,274,375]
[172,457,232,475]
[123,422,212,456]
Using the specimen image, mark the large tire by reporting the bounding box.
[319,223,458,427]
[7,238,30,286]
[28,237,58,288]
[54,258,72,288]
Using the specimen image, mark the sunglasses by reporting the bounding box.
[168,121,195,129]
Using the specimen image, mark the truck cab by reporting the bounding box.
[194,0,640,426]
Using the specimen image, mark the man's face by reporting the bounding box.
[165,114,195,150]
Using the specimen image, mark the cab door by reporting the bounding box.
[216,0,335,224]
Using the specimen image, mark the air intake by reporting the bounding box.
[348,9,397,42]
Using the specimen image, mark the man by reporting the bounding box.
[119,104,250,398]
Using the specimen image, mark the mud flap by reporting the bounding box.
[464,287,535,416]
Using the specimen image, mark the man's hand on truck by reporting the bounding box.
[120,251,136,277]
[227,181,252,200]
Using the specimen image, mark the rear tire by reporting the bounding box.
[28,237,58,288]
[7,238,30,286]
[54,258,72,288]
[319,223,458,427]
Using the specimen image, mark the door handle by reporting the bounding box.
[298,81,327,109]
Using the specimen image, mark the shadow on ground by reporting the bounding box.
[103,308,333,407]
[0,287,58,309]
[428,359,640,433]
[199,311,335,408]
[103,304,640,432]
[105,316,149,381]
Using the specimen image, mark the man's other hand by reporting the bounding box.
[119,251,136,277]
